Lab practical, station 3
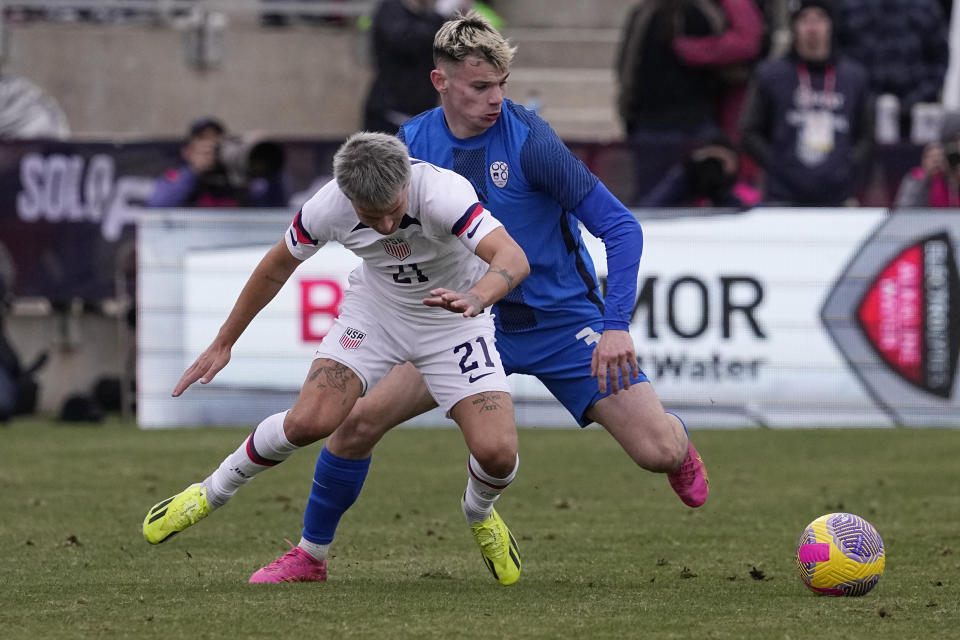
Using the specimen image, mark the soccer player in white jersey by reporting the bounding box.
[143,132,529,585]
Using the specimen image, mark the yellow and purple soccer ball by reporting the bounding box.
[795,512,885,596]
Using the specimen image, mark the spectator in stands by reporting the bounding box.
[0,72,70,139]
[834,0,948,140]
[755,0,793,60]
[641,134,761,208]
[147,118,288,208]
[670,0,764,146]
[616,0,736,205]
[147,117,239,207]
[894,111,960,208]
[362,1,463,134]
[739,0,872,206]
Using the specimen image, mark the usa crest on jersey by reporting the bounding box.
[339,327,366,350]
[380,237,411,261]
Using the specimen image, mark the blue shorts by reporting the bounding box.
[496,319,648,427]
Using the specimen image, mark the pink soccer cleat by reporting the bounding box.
[667,441,709,507]
[249,544,328,583]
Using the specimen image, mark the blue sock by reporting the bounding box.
[301,446,371,545]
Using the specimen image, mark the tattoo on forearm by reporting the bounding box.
[308,362,356,392]
[472,392,504,413]
[490,267,515,289]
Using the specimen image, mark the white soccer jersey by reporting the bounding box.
[285,160,503,322]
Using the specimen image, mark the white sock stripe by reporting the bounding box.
[467,453,519,489]
[468,464,510,490]
[203,410,297,508]
[251,410,299,460]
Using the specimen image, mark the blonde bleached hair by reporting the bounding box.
[433,10,516,72]
[333,131,411,210]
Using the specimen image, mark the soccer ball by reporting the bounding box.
[795,512,885,596]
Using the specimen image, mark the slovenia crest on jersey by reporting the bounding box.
[489,161,509,188]
[339,327,366,350]
[380,237,411,261]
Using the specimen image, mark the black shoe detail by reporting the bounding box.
[147,508,168,524]
[150,497,175,514]
[483,556,498,580]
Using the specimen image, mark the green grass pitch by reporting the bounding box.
[1,417,958,639]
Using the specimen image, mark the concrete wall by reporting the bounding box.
[2,19,372,138]
[498,0,632,29]
[2,3,632,141]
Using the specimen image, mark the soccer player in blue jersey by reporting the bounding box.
[262,11,708,583]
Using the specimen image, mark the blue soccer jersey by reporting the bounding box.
[399,99,642,335]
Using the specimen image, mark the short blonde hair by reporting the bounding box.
[333,131,411,210]
[433,10,516,72]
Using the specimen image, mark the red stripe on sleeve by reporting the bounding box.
[454,203,485,237]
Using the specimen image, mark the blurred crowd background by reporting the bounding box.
[1,0,958,208]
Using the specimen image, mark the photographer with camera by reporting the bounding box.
[640,134,760,209]
[146,118,288,209]
[894,111,960,209]
[147,117,240,208]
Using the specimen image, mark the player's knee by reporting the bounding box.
[472,439,518,479]
[332,411,385,457]
[283,408,337,446]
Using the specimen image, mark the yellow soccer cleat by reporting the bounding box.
[143,483,212,544]
[468,506,521,586]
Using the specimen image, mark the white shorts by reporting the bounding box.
[314,289,510,415]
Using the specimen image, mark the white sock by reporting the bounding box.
[462,454,518,525]
[202,411,299,508]
[298,537,330,561]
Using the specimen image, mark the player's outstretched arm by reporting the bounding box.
[172,240,302,396]
[423,227,529,317]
